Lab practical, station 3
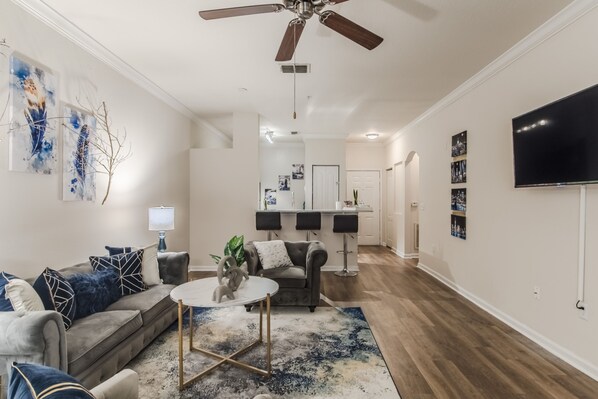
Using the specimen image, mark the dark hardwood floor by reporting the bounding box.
[322,246,598,399]
[191,246,598,398]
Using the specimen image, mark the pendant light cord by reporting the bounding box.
[293,22,297,120]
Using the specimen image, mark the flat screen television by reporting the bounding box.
[512,84,598,187]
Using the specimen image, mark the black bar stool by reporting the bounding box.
[295,212,321,241]
[333,214,359,277]
[256,211,282,241]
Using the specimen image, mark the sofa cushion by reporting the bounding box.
[105,284,176,324]
[105,246,133,256]
[66,310,142,376]
[253,240,294,270]
[4,279,45,312]
[33,268,76,330]
[105,244,162,286]
[1,272,17,311]
[67,269,121,320]
[90,250,145,296]
[138,243,161,286]
[9,362,94,399]
[258,266,306,288]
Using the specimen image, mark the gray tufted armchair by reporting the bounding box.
[244,241,327,312]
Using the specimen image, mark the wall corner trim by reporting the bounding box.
[417,262,598,382]
[386,0,598,145]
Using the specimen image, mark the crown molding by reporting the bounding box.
[11,0,231,144]
[386,0,598,145]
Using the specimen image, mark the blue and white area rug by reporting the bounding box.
[127,306,401,399]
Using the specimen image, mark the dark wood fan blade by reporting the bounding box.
[199,4,285,20]
[276,19,305,61]
[328,0,351,3]
[319,11,383,50]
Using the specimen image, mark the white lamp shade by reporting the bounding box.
[148,207,175,231]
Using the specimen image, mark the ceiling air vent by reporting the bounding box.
[281,64,311,74]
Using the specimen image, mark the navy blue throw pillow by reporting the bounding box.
[90,249,145,296]
[67,269,121,320]
[8,362,94,399]
[1,271,18,311]
[32,268,76,330]
[105,245,133,256]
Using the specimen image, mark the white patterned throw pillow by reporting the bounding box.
[139,243,161,286]
[253,240,294,270]
[5,279,45,312]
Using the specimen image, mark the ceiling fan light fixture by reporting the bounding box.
[366,133,379,140]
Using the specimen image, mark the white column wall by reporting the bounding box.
[189,112,260,267]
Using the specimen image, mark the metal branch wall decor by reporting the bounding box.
[71,101,131,205]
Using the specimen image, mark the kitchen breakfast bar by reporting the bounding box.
[255,208,372,271]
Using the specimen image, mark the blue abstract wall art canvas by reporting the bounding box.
[9,55,58,174]
[62,105,96,201]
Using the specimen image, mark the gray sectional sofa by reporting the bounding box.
[0,251,189,392]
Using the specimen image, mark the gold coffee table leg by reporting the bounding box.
[178,300,184,391]
[259,300,263,341]
[267,293,271,375]
[189,306,194,350]
[178,297,273,390]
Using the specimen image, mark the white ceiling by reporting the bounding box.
[40,0,572,143]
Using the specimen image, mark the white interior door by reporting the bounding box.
[386,169,394,248]
[312,165,339,210]
[347,170,380,245]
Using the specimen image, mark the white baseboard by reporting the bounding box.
[189,265,217,272]
[417,262,598,382]
[393,249,419,259]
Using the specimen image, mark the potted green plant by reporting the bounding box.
[210,235,245,270]
[353,189,359,205]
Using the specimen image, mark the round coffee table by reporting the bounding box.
[170,276,279,390]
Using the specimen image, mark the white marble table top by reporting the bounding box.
[170,276,279,308]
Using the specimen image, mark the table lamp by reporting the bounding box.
[148,206,175,252]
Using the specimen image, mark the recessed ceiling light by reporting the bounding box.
[366,133,379,140]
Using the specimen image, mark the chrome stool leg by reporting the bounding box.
[335,233,357,277]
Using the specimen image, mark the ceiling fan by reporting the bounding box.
[199,0,384,61]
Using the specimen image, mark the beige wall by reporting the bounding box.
[386,6,598,378]
[0,1,190,277]
[189,112,260,267]
[259,143,305,210]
